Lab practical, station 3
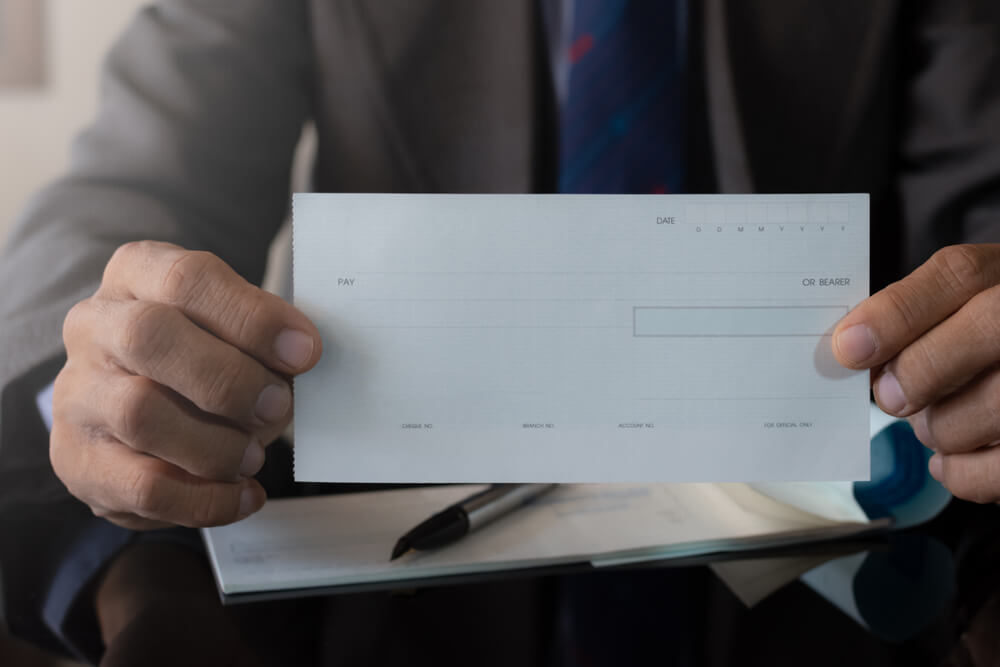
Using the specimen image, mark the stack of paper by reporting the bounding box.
[202,482,882,600]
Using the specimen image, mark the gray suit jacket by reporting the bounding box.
[2,0,999,511]
[2,0,1000,655]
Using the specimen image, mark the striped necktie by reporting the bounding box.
[558,0,687,195]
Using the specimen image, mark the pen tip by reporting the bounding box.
[390,539,409,561]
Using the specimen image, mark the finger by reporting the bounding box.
[101,241,321,374]
[99,512,175,532]
[74,484,174,530]
[72,370,268,482]
[872,284,1000,416]
[833,244,1000,370]
[49,421,168,530]
[57,432,266,527]
[930,447,1000,504]
[67,298,293,427]
[908,368,1000,455]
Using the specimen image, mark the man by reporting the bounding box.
[1,0,999,663]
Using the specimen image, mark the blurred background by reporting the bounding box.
[0,0,298,288]
[1,2,145,663]
[0,0,146,250]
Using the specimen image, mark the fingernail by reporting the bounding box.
[929,454,943,481]
[239,436,265,478]
[255,384,290,423]
[275,328,314,370]
[238,486,260,518]
[836,324,877,364]
[875,371,907,414]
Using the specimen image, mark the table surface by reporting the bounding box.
[691,498,1000,666]
[3,494,998,666]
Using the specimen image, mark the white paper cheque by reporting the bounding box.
[293,194,870,483]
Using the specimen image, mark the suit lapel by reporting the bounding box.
[705,0,895,193]
[344,0,538,193]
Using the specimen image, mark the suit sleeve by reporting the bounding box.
[0,0,313,655]
[897,0,1000,264]
[0,0,313,512]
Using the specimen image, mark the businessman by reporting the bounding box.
[1,0,999,663]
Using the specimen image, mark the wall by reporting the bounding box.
[0,0,149,247]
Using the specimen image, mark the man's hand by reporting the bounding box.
[832,244,1000,503]
[51,241,322,529]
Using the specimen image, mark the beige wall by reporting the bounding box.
[0,0,149,248]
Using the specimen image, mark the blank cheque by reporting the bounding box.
[292,194,870,483]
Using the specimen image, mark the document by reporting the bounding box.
[202,482,878,599]
[293,194,869,482]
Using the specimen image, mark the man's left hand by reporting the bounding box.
[832,243,1000,503]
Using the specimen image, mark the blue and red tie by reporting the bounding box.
[558,0,686,195]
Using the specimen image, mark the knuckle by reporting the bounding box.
[968,287,1000,352]
[980,381,1000,442]
[48,425,74,485]
[194,443,240,482]
[48,423,99,495]
[115,377,158,446]
[901,339,947,405]
[231,290,267,346]
[188,484,236,527]
[62,299,93,349]
[116,301,173,365]
[199,354,246,416]
[879,283,923,331]
[932,244,990,298]
[990,375,1000,415]
[920,406,962,455]
[106,241,148,278]
[924,424,955,455]
[124,464,168,517]
[159,251,218,307]
[947,458,1000,504]
[51,365,76,423]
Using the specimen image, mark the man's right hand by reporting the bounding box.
[51,241,322,529]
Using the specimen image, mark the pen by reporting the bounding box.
[390,484,557,560]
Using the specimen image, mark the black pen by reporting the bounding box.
[390,484,557,560]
